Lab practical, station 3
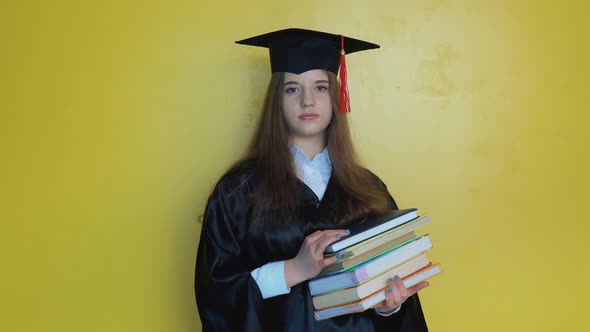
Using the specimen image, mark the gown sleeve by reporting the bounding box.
[194,173,266,331]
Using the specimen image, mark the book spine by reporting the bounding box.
[353,268,368,284]
[325,209,417,253]
[314,291,387,320]
[312,254,431,310]
[366,236,431,276]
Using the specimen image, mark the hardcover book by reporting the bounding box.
[310,235,432,296]
[324,208,418,253]
[328,215,431,260]
[317,232,419,277]
[312,253,431,310]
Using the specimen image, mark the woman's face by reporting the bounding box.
[281,69,333,145]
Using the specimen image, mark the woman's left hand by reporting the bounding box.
[374,276,429,313]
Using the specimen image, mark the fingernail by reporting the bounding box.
[388,277,394,283]
[344,229,350,235]
[387,288,392,294]
[339,252,353,259]
[394,275,400,280]
[335,234,341,239]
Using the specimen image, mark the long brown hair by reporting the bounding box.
[237,71,389,225]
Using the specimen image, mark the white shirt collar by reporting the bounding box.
[290,143,332,200]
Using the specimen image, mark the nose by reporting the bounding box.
[301,89,315,108]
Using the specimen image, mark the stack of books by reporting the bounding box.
[310,208,441,321]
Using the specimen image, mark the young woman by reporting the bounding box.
[195,28,429,331]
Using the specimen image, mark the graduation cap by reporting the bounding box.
[235,28,380,113]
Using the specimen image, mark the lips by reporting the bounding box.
[299,113,319,120]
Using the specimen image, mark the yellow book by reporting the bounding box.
[317,232,418,277]
[327,216,431,260]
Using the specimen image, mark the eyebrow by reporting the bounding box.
[283,80,330,86]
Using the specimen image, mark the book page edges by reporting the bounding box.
[313,262,441,314]
[326,210,419,252]
[326,215,431,258]
[312,254,430,310]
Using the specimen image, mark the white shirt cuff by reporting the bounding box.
[250,260,291,299]
[375,304,402,316]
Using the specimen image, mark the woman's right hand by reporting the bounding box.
[284,229,349,288]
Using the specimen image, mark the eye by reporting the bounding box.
[316,85,329,92]
[284,87,299,94]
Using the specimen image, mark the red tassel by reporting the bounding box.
[339,35,351,113]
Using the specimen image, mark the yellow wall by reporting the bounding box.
[2,0,588,331]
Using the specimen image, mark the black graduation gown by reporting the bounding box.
[195,162,429,332]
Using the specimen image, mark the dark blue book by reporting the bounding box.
[324,208,418,253]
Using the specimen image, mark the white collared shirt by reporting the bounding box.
[291,144,332,201]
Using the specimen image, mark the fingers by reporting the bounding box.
[306,229,345,242]
[375,276,432,312]
[386,276,403,305]
[407,281,430,294]
[391,277,408,301]
[323,255,340,266]
[379,276,409,311]
[316,230,349,254]
[292,229,353,282]
[305,229,349,255]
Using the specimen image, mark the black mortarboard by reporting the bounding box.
[235,28,380,113]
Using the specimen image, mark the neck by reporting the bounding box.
[293,137,326,160]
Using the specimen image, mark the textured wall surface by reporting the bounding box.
[1,1,589,331]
